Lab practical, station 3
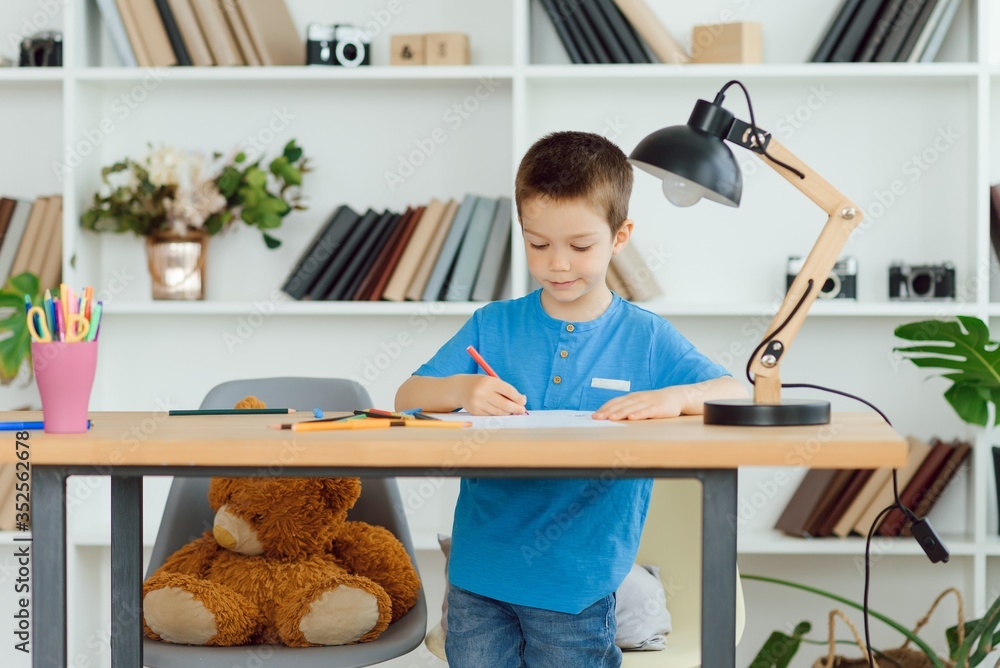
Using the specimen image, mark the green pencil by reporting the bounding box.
[169,408,298,416]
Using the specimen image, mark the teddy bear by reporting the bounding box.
[141,396,421,647]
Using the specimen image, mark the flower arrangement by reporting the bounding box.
[81,140,310,248]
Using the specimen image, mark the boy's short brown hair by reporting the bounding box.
[515,131,633,234]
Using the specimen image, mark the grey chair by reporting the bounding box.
[143,377,427,667]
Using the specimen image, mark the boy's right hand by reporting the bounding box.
[458,375,528,416]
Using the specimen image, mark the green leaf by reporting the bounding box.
[283,140,303,163]
[245,167,267,189]
[748,622,811,668]
[0,272,42,384]
[894,317,1000,426]
[262,232,281,249]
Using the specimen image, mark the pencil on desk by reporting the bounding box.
[170,408,298,416]
[290,420,391,432]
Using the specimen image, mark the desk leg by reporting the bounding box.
[111,476,143,667]
[33,467,67,668]
[701,469,738,668]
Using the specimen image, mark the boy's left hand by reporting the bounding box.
[592,388,684,421]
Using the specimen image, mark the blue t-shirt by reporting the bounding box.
[414,290,729,613]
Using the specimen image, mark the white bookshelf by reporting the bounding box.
[1,0,999,666]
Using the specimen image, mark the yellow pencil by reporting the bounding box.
[291,420,391,432]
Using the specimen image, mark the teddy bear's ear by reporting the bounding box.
[319,478,362,514]
[235,395,266,410]
[207,477,241,511]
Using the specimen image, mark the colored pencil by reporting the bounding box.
[169,408,298,416]
[0,420,92,431]
[290,420,391,432]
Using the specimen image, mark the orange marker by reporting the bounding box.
[465,345,529,415]
[291,420,391,433]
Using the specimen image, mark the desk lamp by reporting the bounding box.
[629,80,863,426]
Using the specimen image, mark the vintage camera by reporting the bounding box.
[19,31,62,67]
[787,255,857,300]
[889,262,956,301]
[307,23,370,67]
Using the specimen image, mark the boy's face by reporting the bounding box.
[520,197,632,320]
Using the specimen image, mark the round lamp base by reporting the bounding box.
[704,399,831,426]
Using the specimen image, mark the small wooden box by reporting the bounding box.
[690,22,762,64]
[390,34,426,66]
[425,32,470,65]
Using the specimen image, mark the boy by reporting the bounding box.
[395,131,745,667]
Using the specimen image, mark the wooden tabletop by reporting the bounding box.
[0,411,906,470]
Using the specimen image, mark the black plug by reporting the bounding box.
[910,517,949,563]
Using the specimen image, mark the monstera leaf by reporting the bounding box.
[0,272,41,385]
[894,316,1000,426]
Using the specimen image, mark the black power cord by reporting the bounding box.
[744,280,950,668]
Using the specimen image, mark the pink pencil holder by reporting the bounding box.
[32,341,99,433]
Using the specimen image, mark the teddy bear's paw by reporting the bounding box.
[299,585,386,645]
[144,587,218,645]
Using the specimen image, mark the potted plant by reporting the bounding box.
[80,140,310,300]
[0,272,42,384]
[745,574,999,667]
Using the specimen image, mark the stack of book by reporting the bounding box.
[0,195,62,291]
[775,435,971,538]
[281,195,513,303]
[96,0,304,67]
[810,0,963,63]
[607,243,662,302]
[538,0,688,65]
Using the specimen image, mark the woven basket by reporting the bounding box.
[810,588,962,668]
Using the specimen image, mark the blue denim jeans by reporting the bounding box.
[445,584,621,668]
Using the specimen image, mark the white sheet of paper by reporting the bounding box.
[424,409,625,429]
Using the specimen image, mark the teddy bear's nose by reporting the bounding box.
[213,526,237,549]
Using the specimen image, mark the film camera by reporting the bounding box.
[889,263,956,301]
[19,31,62,67]
[307,24,370,67]
[787,256,857,300]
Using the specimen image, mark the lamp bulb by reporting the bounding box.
[662,179,702,207]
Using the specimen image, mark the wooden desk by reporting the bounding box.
[0,411,905,668]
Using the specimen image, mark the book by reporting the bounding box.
[878,438,954,536]
[407,199,459,301]
[540,0,585,64]
[802,469,857,537]
[895,0,941,60]
[127,0,179,67]
[383,198,449,302]
[189,0,243,66]
[831,464,894,537]
[856,0,907,61]
[610,0,688,64]
[910,0,961,62]
[1,198,42,284]
[422,195,479,302]
[991,184,1000,264]
[237,0,305,66]
[281,205,361,299]
[610,243,662,301]
[471,197,513,302]
[329,211,401,301]
[853,435,932,536]
[115,0,153,67]
[364,206,424,301]
[809,0,865,62]
[774,469,840,536]
[0,199,16,261]
[220,0,262,66]
[595,0,650,63]
[812,469,875,537]
[166,0,213,65]
[901,439,971,535]
[154,0,193,65]
[36,196,63,292]
[96,0,139,66]
[353,207,414,301]
[872,0,929,61]
[444,197,499,301]
[579,0,630,64]
[9,198,47,278]
[561,2,599,63]
[568,0,611,63]
[829,0,889,62]
[308,208,379,300]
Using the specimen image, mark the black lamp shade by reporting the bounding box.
[629,124,742,208]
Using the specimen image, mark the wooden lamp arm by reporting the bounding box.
[747,137,863,403]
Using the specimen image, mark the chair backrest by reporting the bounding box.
[144,378,427,667]
[631,479,745,668]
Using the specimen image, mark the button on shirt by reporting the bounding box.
[414,290,729,613]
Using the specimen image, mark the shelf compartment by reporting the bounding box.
[73,65,516,84]
[525,63,981,82]
[101,300,483,316]
[738,530,978,556]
